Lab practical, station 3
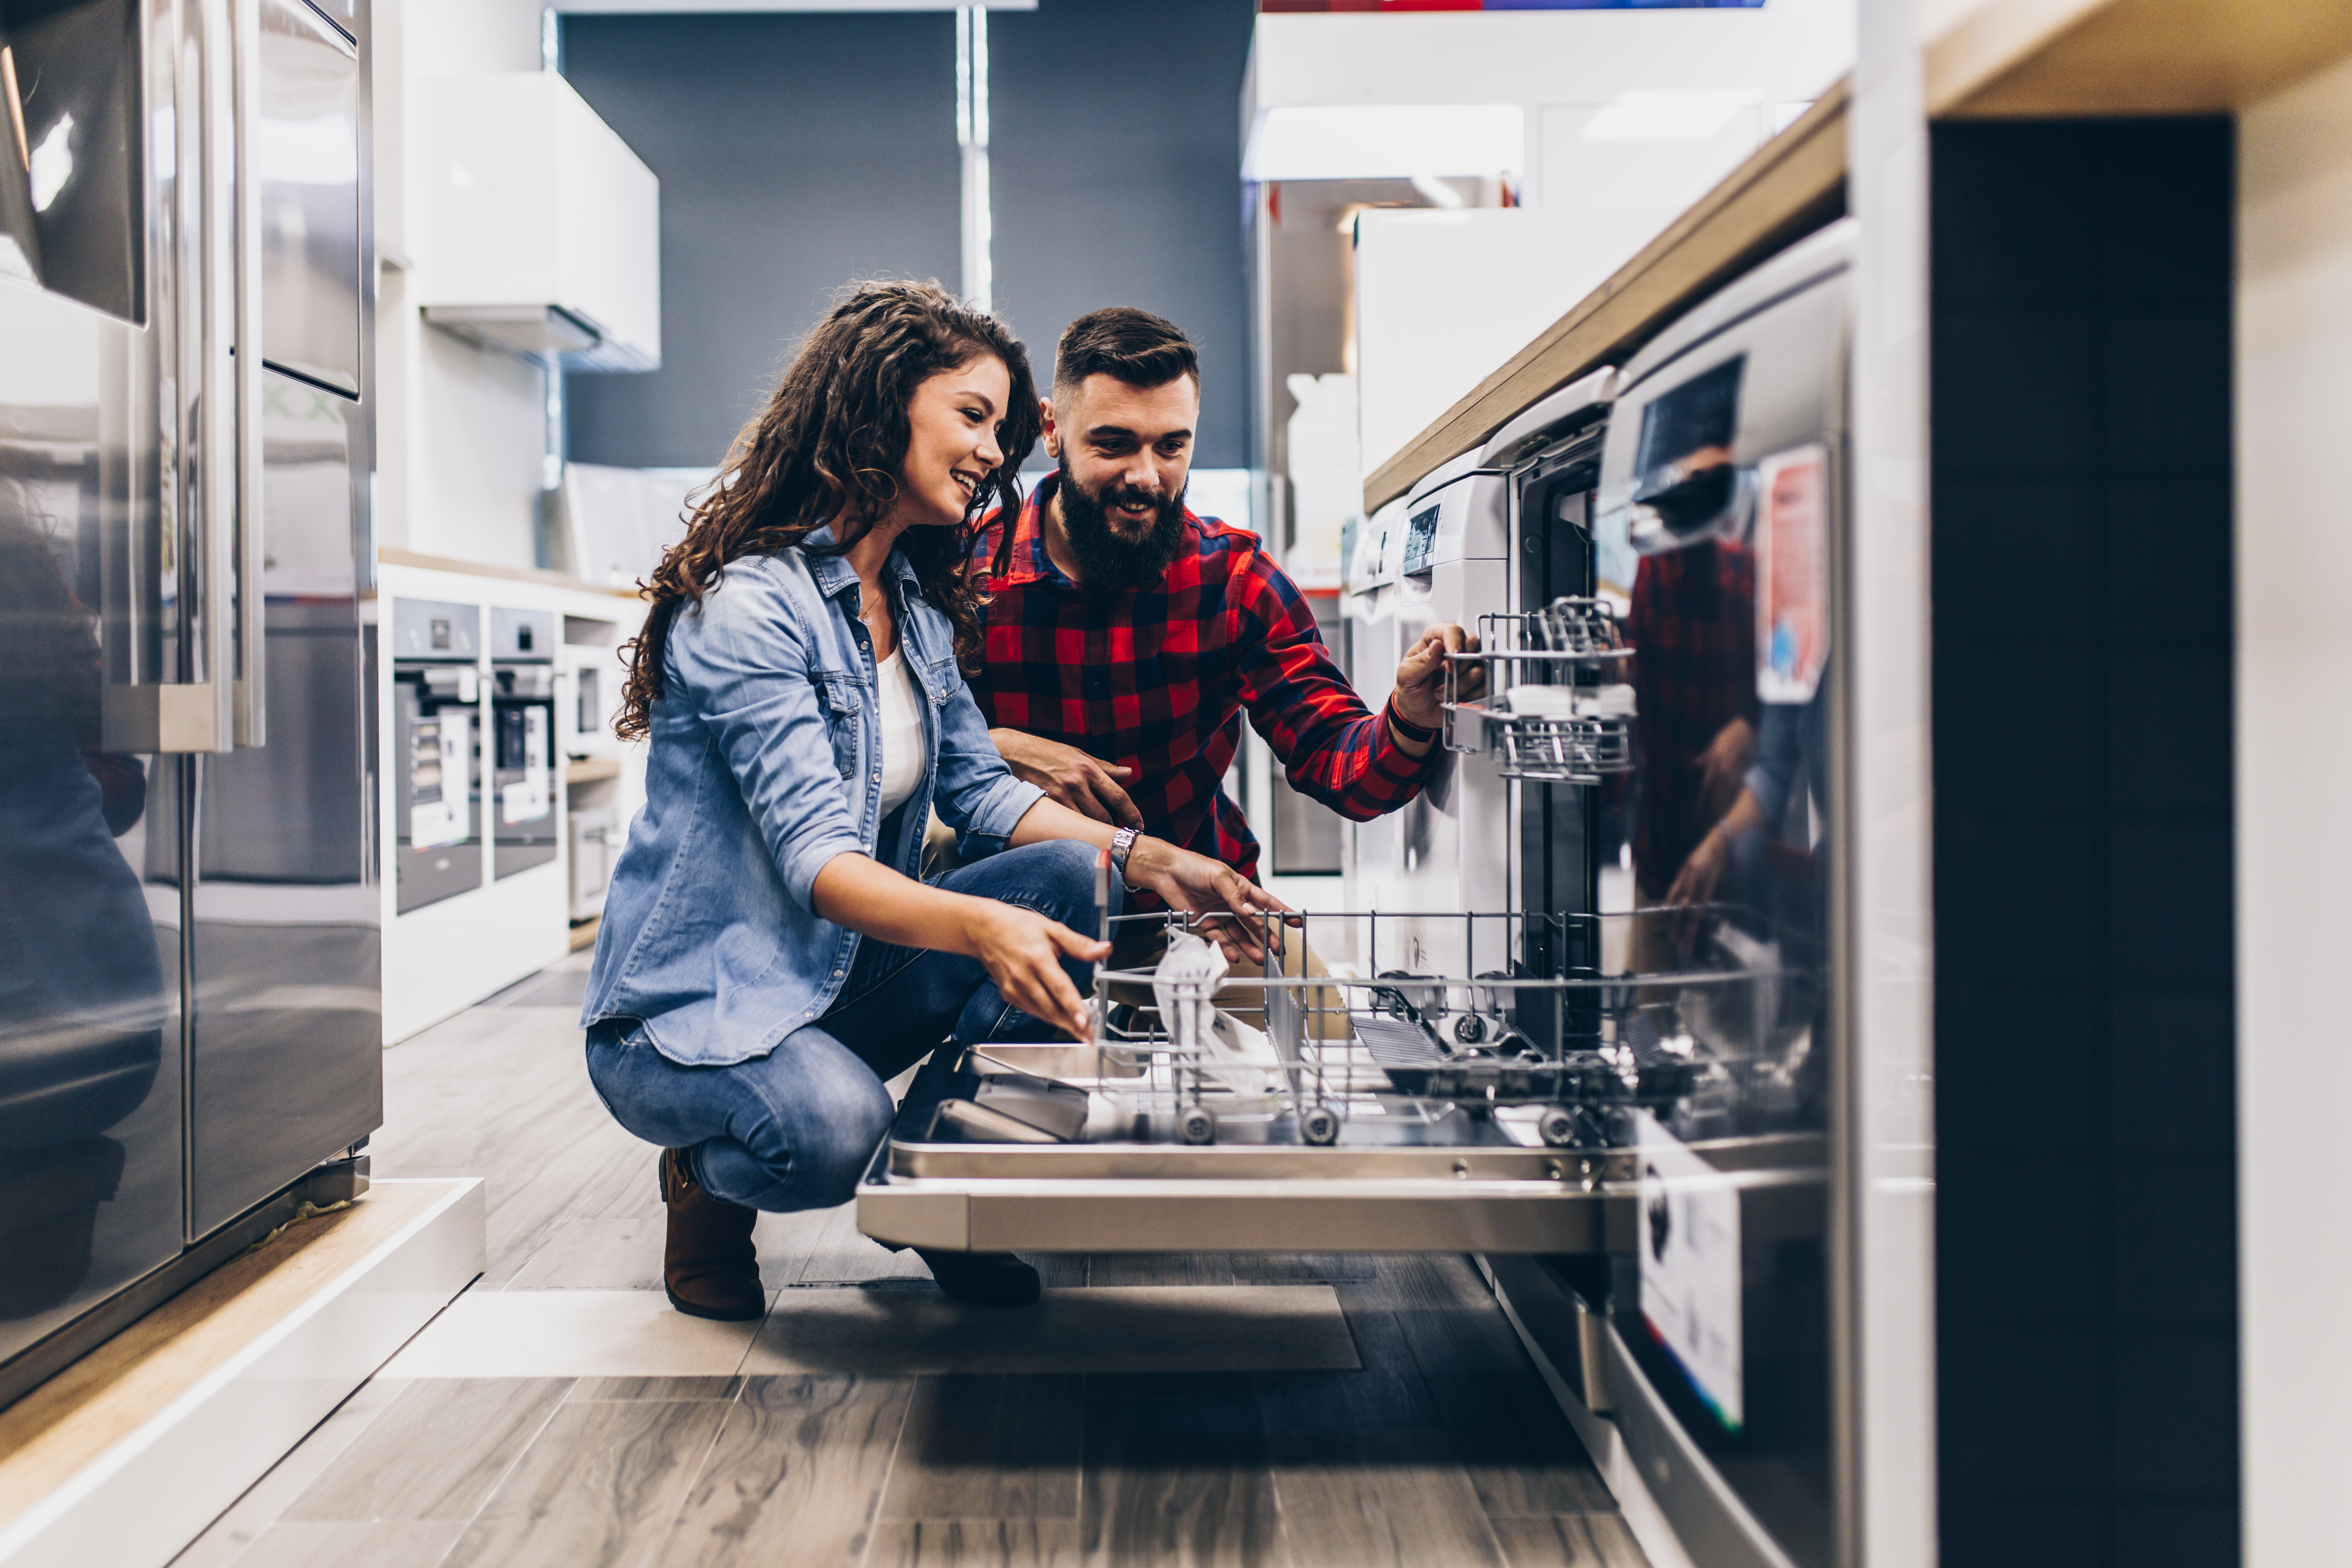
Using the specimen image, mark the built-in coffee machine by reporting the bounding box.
[392,600,482,915]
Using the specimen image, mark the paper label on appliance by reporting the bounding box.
[522,707,550,816]
[412,796,465,849]
[501,778,548,826]
[1755,443,1829,705]
[411,721,469,849]
[1637,1111,1745,1430]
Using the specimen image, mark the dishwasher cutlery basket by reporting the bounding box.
[1441,601,1638,784]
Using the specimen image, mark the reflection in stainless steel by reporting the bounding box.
[257,0,360,394]
[0,470,176,1330]
[0,0,142,323]
[0,0,378,1381]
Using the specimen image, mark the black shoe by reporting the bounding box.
[917,1248,1042,1307]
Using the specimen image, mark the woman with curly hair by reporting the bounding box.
[582,281,1281,1317]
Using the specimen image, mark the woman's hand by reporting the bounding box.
[963,902,1108,1041]
[1127,838,1296,965]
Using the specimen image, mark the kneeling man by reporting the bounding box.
[970,307,1473,926]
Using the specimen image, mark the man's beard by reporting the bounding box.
[1055,458,1189,590]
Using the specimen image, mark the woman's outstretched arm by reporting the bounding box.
[810,852,1103,1039]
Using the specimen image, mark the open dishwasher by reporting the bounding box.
[861,219,1858,1568]
[858,900,1812,1259]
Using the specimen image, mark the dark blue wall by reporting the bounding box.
[560,0,1257,472]
[561,12,961,469]
[1931,117,2239,1568]
[988,0,1256,470]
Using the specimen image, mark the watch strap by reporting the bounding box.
[1110,826,1143,890]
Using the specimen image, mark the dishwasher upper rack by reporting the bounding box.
[946,907,1806,1152]
[1441,602,1636,783]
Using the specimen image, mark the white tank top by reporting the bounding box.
[874,649,928,820]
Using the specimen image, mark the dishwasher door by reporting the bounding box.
[861,1109,1637,1256]
[857,1021,1821,1259]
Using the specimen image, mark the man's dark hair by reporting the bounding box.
[1054,307,1198,397]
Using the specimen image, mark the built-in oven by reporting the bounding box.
[488,608,558,880]
[391,600,482,915]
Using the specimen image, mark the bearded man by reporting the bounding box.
[967,307,1475,918]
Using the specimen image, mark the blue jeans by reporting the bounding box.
[584,838,1112,1212]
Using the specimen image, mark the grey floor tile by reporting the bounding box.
[867,1518,1084,1567]
[1086,1254,1237,1288]
[223,1521,463,1568]
[439,1398,728,1568]
[1488,1514,1651,1568]
[647,1375,915,1568]
[1378,1259,1613,1517]
[881,1376,1084,1520]
[1080,1391,1287,1567]
[744,1287,1356,1377]
[170,1379,416,1568]
[788,1203,940,1286]
[569,1377,744,1403]
[1230,1255,1378,1285]
[1255,1284,1442,1436]
[508,1216,667,1291]
[1265,1428,1504,1568]
[380,1290,766,1379]
[1032,1255,1090,1289]
[282,1378,572,1524]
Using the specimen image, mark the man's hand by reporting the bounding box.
[1694,716,1755,822]
[992,728,1143,828]
[1389,624,1482,750]
[1127,837,1297,965]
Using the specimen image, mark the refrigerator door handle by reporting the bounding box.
[231,0,266,747]
[106,0,238,754]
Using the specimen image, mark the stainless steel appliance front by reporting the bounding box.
[0,0,378,1379]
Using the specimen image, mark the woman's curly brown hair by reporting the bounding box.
[615,279,1040,741]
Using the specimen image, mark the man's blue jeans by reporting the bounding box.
[584,839,1112,1212]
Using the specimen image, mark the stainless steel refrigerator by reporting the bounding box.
[0,0,378,1393]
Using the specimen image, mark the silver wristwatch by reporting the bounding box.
[1109,827,1144,890]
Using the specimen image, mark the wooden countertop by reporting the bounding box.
[380,547,645,602]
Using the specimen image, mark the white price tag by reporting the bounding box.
[501,778,548,826]
[410,717,469,849]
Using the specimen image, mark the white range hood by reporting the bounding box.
[415,74,660,373]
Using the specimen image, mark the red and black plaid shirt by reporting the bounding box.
[1627,540,1758,892]
[969,473,1433,886]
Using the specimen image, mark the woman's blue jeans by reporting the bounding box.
[584,838,1112,1212]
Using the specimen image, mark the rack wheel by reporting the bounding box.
[1454,1015,1486,1044]
[1537,1106,1577,1148]
[1299,1104,1341,1147]
[1178,1105,1218,1146]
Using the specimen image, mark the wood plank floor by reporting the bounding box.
[173,953,1645,1568]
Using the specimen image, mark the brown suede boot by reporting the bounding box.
[658,1147,764,1321]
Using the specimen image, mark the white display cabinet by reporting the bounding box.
[380,552,647,1043]
[412,73,661,371]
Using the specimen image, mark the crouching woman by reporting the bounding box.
[582,281,1276,1320]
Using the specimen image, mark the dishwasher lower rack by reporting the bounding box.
[857,908,1820,1253]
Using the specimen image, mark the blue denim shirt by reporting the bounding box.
[581,536,1045,1066]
